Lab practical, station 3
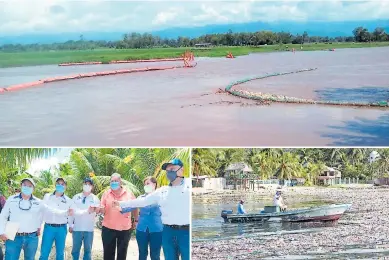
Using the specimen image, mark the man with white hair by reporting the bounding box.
[100,173,137,260]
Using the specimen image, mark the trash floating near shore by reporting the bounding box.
[225,68,389,108]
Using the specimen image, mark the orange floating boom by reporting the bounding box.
[2,64,195,94]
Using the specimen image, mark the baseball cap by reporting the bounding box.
[55,177,67,184]
[21,178,36,187]
[161,158,184,170]
[83,178,94,185]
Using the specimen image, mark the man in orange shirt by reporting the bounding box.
[100,173,138,260]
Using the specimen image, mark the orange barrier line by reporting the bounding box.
[58,58,184,66]
[1,65,195,94]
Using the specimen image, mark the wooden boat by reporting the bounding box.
[221,204,351,223]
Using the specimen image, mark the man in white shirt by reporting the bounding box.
[69,178,100,260]
[0,178,42,260]
[273,189,287,212]
[114,158,190,260]
[39,177,74,260]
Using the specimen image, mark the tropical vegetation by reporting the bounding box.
[1,26,388,52]
[0,148,190,199]
[192,148,389,185]
[1,26,389,68]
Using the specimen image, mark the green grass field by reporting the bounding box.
[1,42,388,68]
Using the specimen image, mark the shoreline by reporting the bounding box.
[192,186,389,259]
[1,43,389,68]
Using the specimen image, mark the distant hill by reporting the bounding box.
[1,19,388,45]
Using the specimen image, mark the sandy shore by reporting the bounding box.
[192,186,389,259]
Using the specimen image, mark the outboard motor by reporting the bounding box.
[221,210,233,223]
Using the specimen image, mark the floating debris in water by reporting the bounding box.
[224,68,389,109]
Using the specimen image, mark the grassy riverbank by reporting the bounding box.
[1,42,389,68]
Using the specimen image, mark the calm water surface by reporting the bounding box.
[1,47,388,146]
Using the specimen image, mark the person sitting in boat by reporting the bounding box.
[273,189,287,212]
[237,200,247,214]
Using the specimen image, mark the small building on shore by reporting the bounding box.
[225,162,255,190]
[194,43,212,48]
[192,175,226,190]
[317,166,341,185]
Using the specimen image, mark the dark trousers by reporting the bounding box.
[102,226,132,260]
[0,244,3,260]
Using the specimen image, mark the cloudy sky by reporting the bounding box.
[0,0,388,35]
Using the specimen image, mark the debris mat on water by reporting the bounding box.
[225,68,389,108]
[181,100,269,108]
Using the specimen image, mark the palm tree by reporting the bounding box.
[251,152,275,179]
[215,148,245,177]
[192,149,217,178]
[346,148,367,165]
[0,148,54,170]
[57,148,190,199]
[375,149,389,177]
[275,151,301,180]
[0,148,54,195]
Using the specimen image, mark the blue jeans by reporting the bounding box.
[39,224,67,260]
[136,229,162,260]
[4,233,38,260]
[162,226,189,260]
[71,231,94,260]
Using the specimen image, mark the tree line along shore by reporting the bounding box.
[192,148,389,186]
[1,26,389,68]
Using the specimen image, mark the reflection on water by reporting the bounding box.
[192,199,335,242]
[1,47,389,146]
[323,113,389,146]
[316,86,389,103]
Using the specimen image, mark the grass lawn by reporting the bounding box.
[1,42,388,68]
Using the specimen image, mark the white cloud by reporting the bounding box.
[0,0,388,35]
[152,8,180,25]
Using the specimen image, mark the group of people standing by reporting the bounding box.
[0,158,190,260]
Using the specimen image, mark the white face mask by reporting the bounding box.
[83,185,92,193]
[144,185,154,194]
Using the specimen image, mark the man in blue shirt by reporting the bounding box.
[237,200,247,214]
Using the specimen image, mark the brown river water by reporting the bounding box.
[0,47,388,146]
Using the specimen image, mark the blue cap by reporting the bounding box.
[162,158,184,170]
[83,178,94,185]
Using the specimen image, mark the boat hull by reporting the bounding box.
[222,204,351,223]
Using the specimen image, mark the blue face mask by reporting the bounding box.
[110,181,120,190]
[167,167,182,182]
[21,186,33,196]
[55,184,65,193]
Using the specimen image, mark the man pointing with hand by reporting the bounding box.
[113,158,190,260]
